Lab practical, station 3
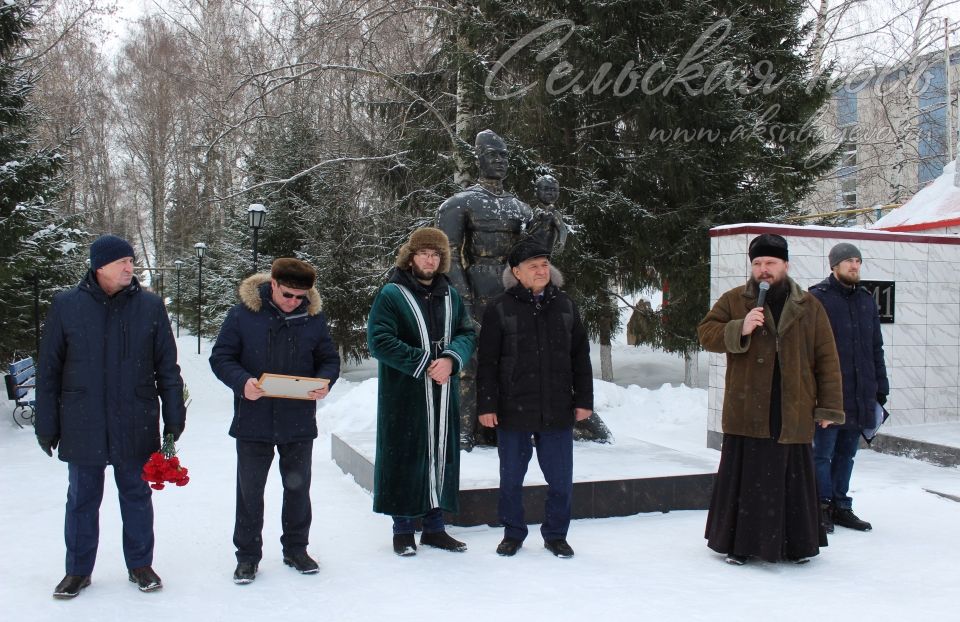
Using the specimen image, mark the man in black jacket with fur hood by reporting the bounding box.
[477,239,593,559]
[210,258,340,584]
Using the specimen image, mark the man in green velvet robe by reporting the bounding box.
[367,227,477,556]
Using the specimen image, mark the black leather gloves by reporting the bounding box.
[163,424,184,442]
[37,435,59,457]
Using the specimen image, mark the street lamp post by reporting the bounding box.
[194,243,207,354]
[247,203,267,273]
[174,260,183,338]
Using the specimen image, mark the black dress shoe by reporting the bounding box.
[420,531,467,552]
[233,562,258,584]
[53,575,91,599]
[544,539,574,558]
[393,533,417,556]
[283,550,319,574]
[496,538,523,557]
[128,566,163,592]
[833,508,872,531]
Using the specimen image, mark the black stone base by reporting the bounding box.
[332,433,716,527]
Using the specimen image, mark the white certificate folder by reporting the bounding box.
[257,373,330,400]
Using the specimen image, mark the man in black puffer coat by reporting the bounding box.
[477,239,593,559]
[810,243,889,533]
[210,258,340,584]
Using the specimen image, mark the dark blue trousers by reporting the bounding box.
[497,427,574,542]
[65,462,154,575]
[392,507,445,535]
[234,439,313,563]
[813,426,861,510]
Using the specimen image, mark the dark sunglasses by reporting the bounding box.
[280,291,308,301]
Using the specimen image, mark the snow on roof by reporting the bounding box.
[871,160,960,231]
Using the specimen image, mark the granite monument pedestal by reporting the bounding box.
[332,431,717,527]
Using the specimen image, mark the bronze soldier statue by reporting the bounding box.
[439,131,609,448]
[438,130,533,448]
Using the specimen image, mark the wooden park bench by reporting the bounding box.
[4,357,36,428]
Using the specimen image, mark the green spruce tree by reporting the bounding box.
[374,0,835,378]
[299,160,385,364]
[0,0,86,361]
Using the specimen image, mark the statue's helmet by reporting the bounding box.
[475,129,507,154]
[475,129,509,180]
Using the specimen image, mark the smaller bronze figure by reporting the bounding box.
[527,175,569,251]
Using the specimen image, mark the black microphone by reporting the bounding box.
[756,281,770,308]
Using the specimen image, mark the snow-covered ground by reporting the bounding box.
[2,334,958,621]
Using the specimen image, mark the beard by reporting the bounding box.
[750,272,787,287]
[835,271,860,286]
[411,265,435,282]
[750,276,789,297]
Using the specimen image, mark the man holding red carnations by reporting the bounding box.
[36,235,186,598]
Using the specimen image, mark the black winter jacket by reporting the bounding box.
[35,272,185,465]
[209,274,340,443]
[810,274,889,429]
[476,268,593,432]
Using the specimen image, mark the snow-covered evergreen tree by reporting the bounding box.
[299,160,384,364]
[0,0,86,361]
[374,0,835,371]
[222,113,385,361]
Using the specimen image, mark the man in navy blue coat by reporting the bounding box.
[810,243,889,533]
[210,258,340,584]
[36,234,186,598]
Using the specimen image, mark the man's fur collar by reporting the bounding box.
[501,265,565,290]
[238,273,323,315]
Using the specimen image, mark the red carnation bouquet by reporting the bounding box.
[142,433,190,490]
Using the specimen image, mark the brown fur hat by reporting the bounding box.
[271,257,316,290]
[395,227,451,273]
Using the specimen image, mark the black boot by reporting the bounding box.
[53,575,91,599]
[820,501,835,534]
[128,566,162,592]
[233,562,258,584]
[544,539,575,558]
[420,531,467,552]
[833,508,872,531]
[283,550,319,574]
[393,533,417,557]
[496,538,523,557]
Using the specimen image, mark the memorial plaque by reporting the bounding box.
[861,280,895,323]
